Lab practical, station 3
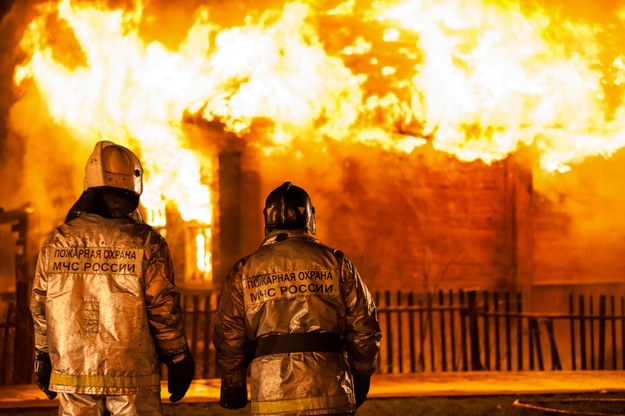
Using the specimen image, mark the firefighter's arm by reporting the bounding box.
[144,231,188,352]
[340,253,382,407]
[30,245,50,353]
[30,243,57,400]
[341,254,382,372]
[213,261,249,409]
[143,231,195,402]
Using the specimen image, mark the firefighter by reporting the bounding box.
[214,181,382,415]
[30,141,195,416]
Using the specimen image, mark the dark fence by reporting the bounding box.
[568,293,625,371]
[181,289,220,379]
[374,290,625,374]
[2,289,625,384]
[0,293,16,384]
[180,289,625,378]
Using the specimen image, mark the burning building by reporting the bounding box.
[2,0,625,314]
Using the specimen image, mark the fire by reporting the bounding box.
[376,0,625,172]
[194,227,211,276]
[11,0,625,275]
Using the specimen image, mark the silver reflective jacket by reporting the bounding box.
[30,213,189,394]
[214,230,382,415]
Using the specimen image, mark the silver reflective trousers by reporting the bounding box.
[58,391,163,416]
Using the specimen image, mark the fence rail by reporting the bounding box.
[1,289,624,384]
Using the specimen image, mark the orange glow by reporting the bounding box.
[11,0,625,276]
[195,228,211,274]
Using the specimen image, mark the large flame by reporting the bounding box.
[11,0,625,275]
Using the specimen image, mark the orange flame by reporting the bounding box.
[12,1,625,234]
[375,0,625,172]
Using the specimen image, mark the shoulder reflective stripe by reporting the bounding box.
[250,394,354,414]
[50,373,160,388]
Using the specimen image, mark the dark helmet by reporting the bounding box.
[263,182,316,235]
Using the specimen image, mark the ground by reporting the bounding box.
[2,392,625,416]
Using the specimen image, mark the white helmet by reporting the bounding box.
[83,140,143,195]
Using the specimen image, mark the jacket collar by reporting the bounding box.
[262,229,318,246]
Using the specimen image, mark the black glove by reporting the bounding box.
[353,374,371,408]
[165,350,195,402]
[34,352,57,400]
[220,383,248,409]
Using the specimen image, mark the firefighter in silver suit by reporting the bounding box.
[30,141,195,416]
[214,182,382,415]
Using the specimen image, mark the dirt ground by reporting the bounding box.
[2,392,625,416]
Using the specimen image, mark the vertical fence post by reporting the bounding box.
[439,290,447,371]
[397,291,403,373]
[460,290,468,371]
[494,292,501,371]
[598,295,606,370]
[418,297,425,371]
[569,294,576,370]
[385,290,393,373]
[408,292,416,373]
[505,292,512,371]
[483,291,490,370]
[590,295,595,370]
[621,297,625,370]
[467,290,483,371]
[528,318,535,370]
[516,292,523,371]
[579,295,587,370]
[545,318,562,370]
[449,290,457,372]
[427,292,435,371]
[528,318,543,370]
[610,296,617,370]
[408,291,417,373]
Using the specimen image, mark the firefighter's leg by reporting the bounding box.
[58,393,106,416]
[105,390,163,416]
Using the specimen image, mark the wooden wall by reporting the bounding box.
[239,142,625,300]
[245,142,521,293]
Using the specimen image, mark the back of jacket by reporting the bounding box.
[30,213,188,395]
[215,230,381,415]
